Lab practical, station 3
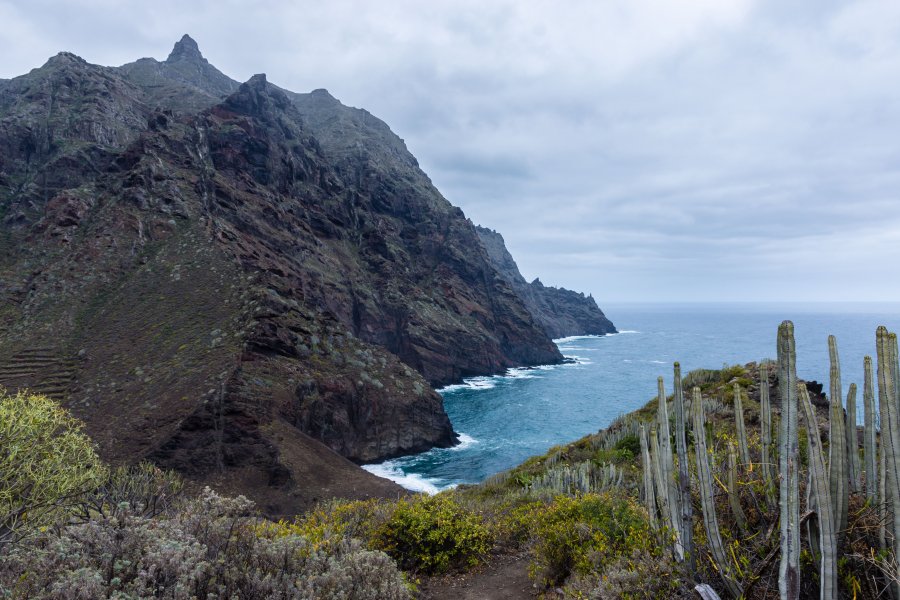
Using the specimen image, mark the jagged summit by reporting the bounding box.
[166,34,204,63]
[42,51,88,68]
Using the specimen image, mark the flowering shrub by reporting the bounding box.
[522,492,656,587]
[372,493,493,574]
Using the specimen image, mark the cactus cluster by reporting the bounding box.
[641,321,900,598]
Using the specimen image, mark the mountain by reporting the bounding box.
[476,226,616,338]
[0,36,607,513]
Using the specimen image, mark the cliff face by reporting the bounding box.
[0,36,564,512]
[475,226,616,339]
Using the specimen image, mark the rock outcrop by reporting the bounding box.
[0,36,578,513]
[475,226,616,339]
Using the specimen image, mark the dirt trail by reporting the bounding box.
[419,553,539,600]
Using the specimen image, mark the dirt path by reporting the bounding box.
[418,553,539,600]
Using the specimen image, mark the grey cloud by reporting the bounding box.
[1,0,898,302]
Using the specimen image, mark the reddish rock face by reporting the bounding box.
[0,38,575,513]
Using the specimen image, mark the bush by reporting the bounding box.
[0,391,107,547]
[524,492,656,587]
[612,434,640,460]
[564,549,687,599]
[71,462,184,523]
[372,492,493,574]
[0,488,412,599]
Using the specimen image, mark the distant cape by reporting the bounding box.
[475,226,616,338]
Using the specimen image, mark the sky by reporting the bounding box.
[2,0,900,303]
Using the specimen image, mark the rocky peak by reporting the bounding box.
[166,34,204,64]
[42,51,89,69]
[222,73,292,118]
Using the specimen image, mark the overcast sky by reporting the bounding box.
[2,0,899,303]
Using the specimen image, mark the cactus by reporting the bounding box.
[778,321,800,600]
[827,335,848,535]
[692,386,743,598]
[650,426,674,536]
[846,383,860,493]
[876,327,900,581]
[760,362,775,509]
[863,356,878,502]
[673,362,694,571]
[640,424,659,530]
[727,440,748,533]
[799,384,838,600]
[733,383,751,466]
[531,460,622,494]
[657,376,683,560]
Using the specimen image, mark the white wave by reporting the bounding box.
[553,334,600,343]
[437,377,496,393]
[451,432,479,451]
[504,367,537,379]
[362,461,443,495]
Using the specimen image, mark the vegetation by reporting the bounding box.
[0,390,107,547]
[3,321,900,599]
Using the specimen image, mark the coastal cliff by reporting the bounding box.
[475,226,616,339]
[0,36,609,512]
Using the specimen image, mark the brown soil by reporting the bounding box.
[419,553,539,600]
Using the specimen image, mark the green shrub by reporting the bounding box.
[0,391,107,547]
[612,434,640,460]
[524,492,656,587]
[372,492,493,574]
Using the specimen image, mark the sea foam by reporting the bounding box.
[362,461,444,494]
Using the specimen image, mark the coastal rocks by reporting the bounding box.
[475,226,616,339]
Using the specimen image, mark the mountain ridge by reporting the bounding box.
[0,36,613,513]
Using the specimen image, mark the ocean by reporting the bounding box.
[363,302,900,493]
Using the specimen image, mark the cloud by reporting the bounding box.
[1,0,898,302]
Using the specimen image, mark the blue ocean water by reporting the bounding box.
[363,303,900,493]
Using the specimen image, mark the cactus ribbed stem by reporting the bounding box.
[673,362,694,571]
[733,383,751,466]
[640,424,659,530]
[863,356,878,502]
[760,362,775,509]
[727,441,748,533]
[692,386,743,598]
[657,376,683,560]
[778,321,800,600]
[651,427,674,536]
[846,383,860,493]
[800,384,838,600]
[876,327,900,582]
[827,336,848,535]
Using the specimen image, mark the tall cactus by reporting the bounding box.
[650,426,674,536]
[727,441,748,533]
[799,384,838,600]
[876,327,900,583]
[778,321,800,600]
[673,362,694,571]
[827,335,848,535]
[657,376,683,560]
[640,424,659,530]
[863,356,878,502]
[760,362,775,509]
[733,383,751,466]
[846,383,860,493]
[692,386,743,598]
